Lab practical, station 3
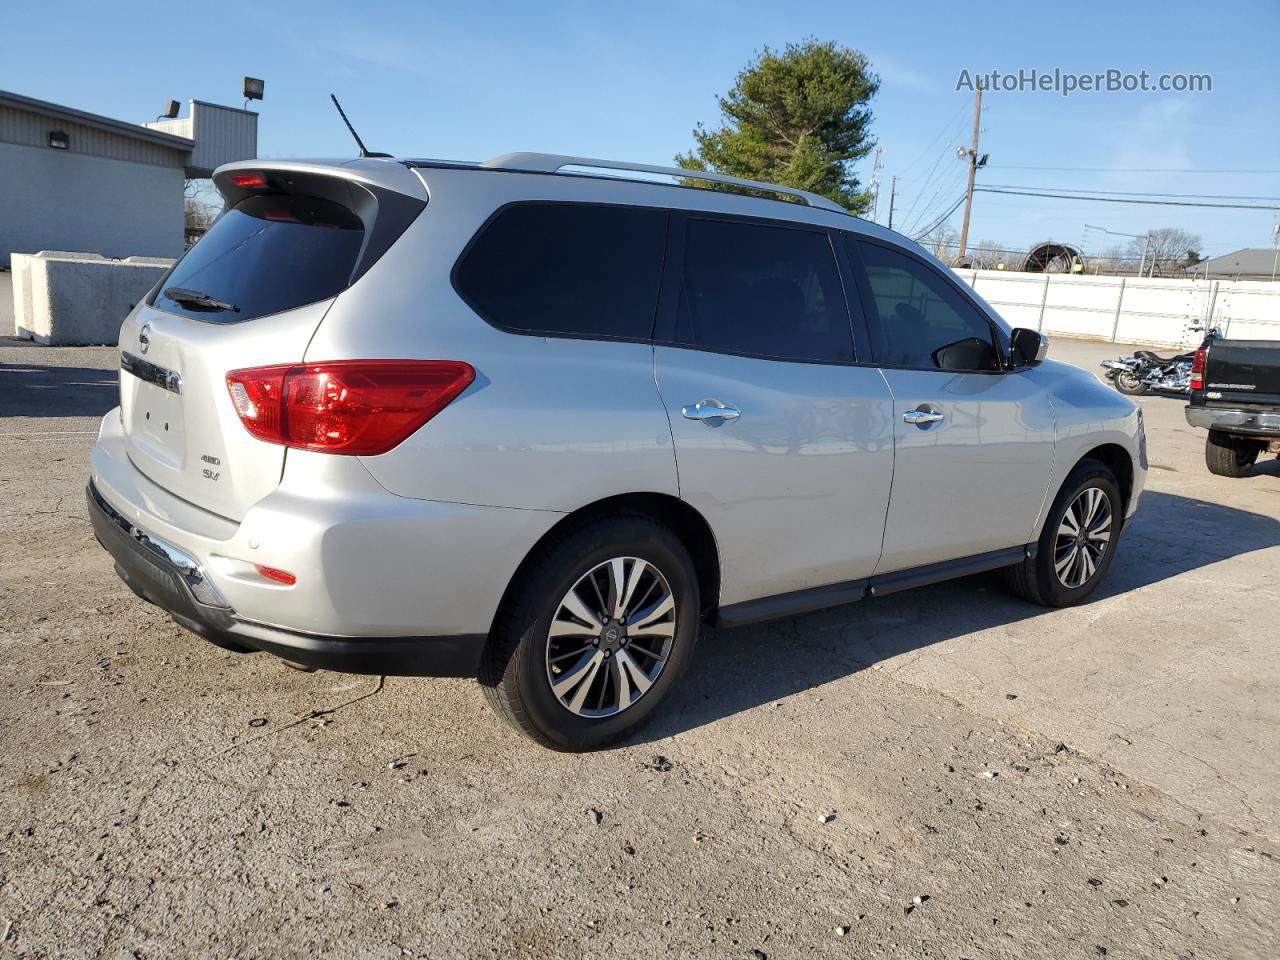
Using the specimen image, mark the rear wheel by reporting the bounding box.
[1113,371,1148,395]
[480,516,700,751]
[1205,431,1261,478]
[1005,460,1122,608]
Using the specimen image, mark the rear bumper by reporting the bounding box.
[88,481,485,676]
[1185,405,1280,436]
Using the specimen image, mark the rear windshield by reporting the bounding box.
[152,195,365,322]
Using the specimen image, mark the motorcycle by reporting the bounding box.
[1100,328,1221,396]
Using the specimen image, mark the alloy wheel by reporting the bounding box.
[544,557,677,718]
[1054,487,1113,588]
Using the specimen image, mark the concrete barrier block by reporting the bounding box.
[12,251,175,346]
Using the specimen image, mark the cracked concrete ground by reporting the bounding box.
[1,336,1277,959]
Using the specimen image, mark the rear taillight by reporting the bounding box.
[226,360,474,456]
[1190,345,1208,391]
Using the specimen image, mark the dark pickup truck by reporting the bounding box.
[1186,337,1280,476]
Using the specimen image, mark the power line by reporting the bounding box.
[973,186,1280,211]
[896,102,971,182]
[911,194,967,241]
[986,165,1280,174]
[982,183,1280,202]
[903,165,969,235]
[898,143,957,230]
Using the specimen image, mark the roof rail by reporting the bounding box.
[481,152,849,215]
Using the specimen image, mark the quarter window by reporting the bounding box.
[854,240,1000,371]
[674,218,853,362]
[455,203,667,339]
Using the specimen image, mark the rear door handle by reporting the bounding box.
[682,398,740,422]
[903,408,945,425]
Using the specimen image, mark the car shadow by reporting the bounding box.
[632,490,1280,744]
[0,360,118,417]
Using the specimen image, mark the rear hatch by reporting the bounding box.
[118,166,425,521]
[1202,339,1280,408]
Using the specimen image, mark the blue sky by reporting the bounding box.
[4,0,1277,261]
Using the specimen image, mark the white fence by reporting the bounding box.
[953,269,1280,349]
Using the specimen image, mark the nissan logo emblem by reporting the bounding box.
[138,323,151,354]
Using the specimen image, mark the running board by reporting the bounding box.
[715,544,1036,629]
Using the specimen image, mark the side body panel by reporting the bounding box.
[654,347,895,605]
[875,367,1056,572]
[1035,359,1147,526]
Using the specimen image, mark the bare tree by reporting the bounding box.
[922,223,960,264]
[966,239,1007,270]
[1126,227,1204,276]
[184,179,222,245]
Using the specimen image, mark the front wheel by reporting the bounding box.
[1005,460,1122,608]
[1205,431,1262,478]
[1113,370,1148,395]
[480,516,700,751]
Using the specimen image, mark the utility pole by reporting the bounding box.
[887,176,898,231]
[1139,233,1150,278]
[868,146,885,221]
[956,82,983,263]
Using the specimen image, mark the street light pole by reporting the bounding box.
[1271,223,1279,282]
[1084,224,1150,277]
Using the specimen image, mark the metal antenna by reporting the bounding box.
[330,94,379,158]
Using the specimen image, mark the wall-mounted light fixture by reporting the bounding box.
[242,76,265,110]
[157,99,180,121]
[48,130,69,150]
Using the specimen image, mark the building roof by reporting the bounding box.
[1197,247,1280,277]
[0,89,193,152]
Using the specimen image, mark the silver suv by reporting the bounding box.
[88,152,1146,750]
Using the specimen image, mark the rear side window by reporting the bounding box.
[853,239,1000,372]
[454,203,667,339]
[674,218,852,363]
[153,195,364,322]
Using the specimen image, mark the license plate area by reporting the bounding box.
[128,377,187,469]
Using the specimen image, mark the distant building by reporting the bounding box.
[0,90,256,269]
[1194,247,1280,281]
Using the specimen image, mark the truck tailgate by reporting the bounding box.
[1203,340,1280,407]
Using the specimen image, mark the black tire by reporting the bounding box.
[1205,431,1261,478]
[1112,371,1148,396]
[1005,459,1122,608]
[479,516,700,751]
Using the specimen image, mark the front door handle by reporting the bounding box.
[682,398,741,422]
[903,408,945,426]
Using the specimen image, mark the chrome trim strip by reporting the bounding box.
[120,351,182,395]
[89,483,228,608]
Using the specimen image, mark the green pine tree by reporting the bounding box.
[676,39,880,213]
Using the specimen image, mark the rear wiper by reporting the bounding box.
[164,287,240,313]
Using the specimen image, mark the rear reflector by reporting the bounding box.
[230,173,268,188]
[226,360,475,455]
[1190,345,1207,391]
[254,564,297,585]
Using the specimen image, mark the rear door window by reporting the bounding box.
[152,195,365,322]
[673,218,853,363]
[853,239,1001,371]
[454,203,667,339]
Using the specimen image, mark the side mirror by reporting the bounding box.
[1009,328,1048,368]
